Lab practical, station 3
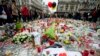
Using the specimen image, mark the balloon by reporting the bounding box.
[48,2,52,8]
[52,2,56,8]
[51,6,56,10]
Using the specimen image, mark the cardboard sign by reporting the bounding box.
[41,48,82,56]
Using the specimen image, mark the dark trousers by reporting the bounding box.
[92,16,97,23]
[12,15,18,22]
[18,15,21,21]
[22,16,29,22]
[30,15,33,21]
[0,19,3,26]
[0,19,6,26]
[7,15,13,23]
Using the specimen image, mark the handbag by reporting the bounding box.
[0,9,7,19]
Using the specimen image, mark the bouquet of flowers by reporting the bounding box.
[12,31,32,44]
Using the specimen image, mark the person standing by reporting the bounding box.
[97,5,100,22]
[0,4,4,26]
[0,1,7,25]
[12,1,18,22]
[91,7,97,23]
[20,5,30,22]
[6,3,12,23]
[32,10,35,20]
[29,9,34,21]
[18,8,21,21]
[83,12,88,21]
[34,10,38,19]
[96,5,100,28]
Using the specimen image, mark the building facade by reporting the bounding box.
[41,0,49,14]
[16,0,43,11]
[0,0,43,12]
[57,0,99,13]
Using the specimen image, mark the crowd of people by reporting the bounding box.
[57,5,100,23]
[0,0,100,26]
[0,1,41,26]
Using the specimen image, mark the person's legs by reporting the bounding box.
[98,17,100,24]
[26,16,28,22]
[12,15,16,22]
[7,16,12,23]
[22,16,26,22]
[33,15,35,20]
[31,16,33,21]
[12,15,14,22]
[1,19,6,25]
[0,19,3,26]
[30,16,32,21]
[22,16,24,22]
[14,15,18,22]
[93,17,97,23]
[18,15,21,21]
[92,17,97,23]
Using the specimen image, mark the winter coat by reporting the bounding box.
[0,5,3,15]
[21,6,29,16]
[12,4,18,16]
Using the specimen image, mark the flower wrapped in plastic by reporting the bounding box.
[16,21,23,30]
[12,31,32,44]
[44,23,56,40]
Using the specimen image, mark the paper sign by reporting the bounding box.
[41,48,82,56]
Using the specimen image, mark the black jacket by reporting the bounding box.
[0,5,3,15]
